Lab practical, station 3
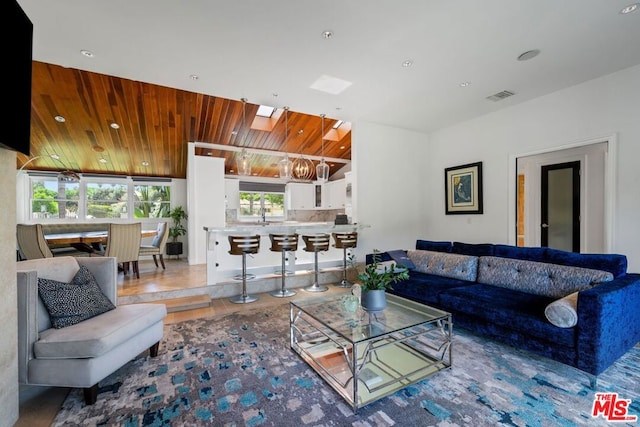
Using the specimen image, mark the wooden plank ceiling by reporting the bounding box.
[18,61,351,180]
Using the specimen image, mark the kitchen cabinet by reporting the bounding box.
[286,182,315,210]
[325,179,346,209]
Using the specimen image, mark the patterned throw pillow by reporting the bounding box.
[37,265,116,329]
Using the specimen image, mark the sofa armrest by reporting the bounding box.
[576,273,640,375]
[77,257,118,305]
[16,270,39,383]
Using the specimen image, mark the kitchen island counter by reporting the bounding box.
[203,222,368,287]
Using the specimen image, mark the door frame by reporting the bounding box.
[508,134,616,252]
[541,161,580,251]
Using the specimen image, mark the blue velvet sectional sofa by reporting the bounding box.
[368,241,640,386]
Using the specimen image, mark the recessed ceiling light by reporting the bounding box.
[298,129,304,135]
[141,161,150,167]
[321,30,333,39]
[517,49,541,61]
[340,145,345,149]
[80,49,94,58]
[50,154,60,160]
[99,158,108,164]
[189,74,199,80]
[620,3,639,13]
[110,123,120,129]
[54,115,65,122]
[229,169,234,173]
[402,59,413,68]
[459,82,471,87]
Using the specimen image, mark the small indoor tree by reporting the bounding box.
[166,205,188,256]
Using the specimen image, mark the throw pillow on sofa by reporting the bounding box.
[407,250,478,282]
[545,292,579,328]
[477,256,613,298]
[37,265,116,329]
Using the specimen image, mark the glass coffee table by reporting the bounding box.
[289,293,452,413]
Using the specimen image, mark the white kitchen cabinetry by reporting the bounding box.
[286,182,315,210]
[325,179,346,209]
[224,179,240,209]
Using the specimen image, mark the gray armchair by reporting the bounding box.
[16,256,167,405]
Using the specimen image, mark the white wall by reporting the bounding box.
[351,121,430,262]
[0,149,19,426]
[426,64,640,271]
[186,144,225,265]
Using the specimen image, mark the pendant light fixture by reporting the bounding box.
[292,129,315,181]
[315,114,329,182]
[236,98,252,176]
[277,106,293,180]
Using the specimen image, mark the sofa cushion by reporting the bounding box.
[415,240,452,253]
[389,271,475,306]
[34,303,167,359]
[407,250,478,282]
[493,244,548,262]
[438,284,577,348]
[452,242,495,257]
[477,256,613,298]
[544,292,579,328]
[37,265,115,329]
[544,248,627,279]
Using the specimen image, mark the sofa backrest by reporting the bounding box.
[477,256,614,298]
[421,240,628,278]
[17,256,81,331]
[407,250,478,282]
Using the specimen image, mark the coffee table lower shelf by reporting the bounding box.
[290,303,452,413]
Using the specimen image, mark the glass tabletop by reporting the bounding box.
[290,293,449,344]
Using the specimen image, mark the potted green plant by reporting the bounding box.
[166,206,188,256]
[357,250,409,311]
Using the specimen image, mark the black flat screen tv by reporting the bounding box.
[0,1,33,156]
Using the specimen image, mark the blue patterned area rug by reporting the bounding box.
[52,304,639,426]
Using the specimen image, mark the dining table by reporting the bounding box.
[44,229,158,254]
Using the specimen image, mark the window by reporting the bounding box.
[26,173,174,222]
[134,183,171,218]
[30,177,79,219]
[238,181,286,221]
[239,192,285,220]
[85,181,128,219]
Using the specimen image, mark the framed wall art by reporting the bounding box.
[444,161,483,214]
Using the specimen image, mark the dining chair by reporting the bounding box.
[104,223,142,279]
[139,222,169,269]
[16,224,54,260]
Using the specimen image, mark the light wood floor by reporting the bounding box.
[17,256,350,427]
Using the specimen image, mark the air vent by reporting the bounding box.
[486,90,515,102]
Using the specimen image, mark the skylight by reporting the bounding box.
[332,120,343,129]
[256,105,275,118]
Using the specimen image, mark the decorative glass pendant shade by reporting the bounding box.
[315,114,329,182]
[236,98,252,176]
[277,107,293,180]
[236,148,252,176]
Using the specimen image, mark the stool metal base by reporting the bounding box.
[270,289,296,298]
[230,294,258,304]
[232,273,256,281]
[335,279,352,288]
[304,283,328,292]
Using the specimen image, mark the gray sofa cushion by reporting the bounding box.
[407,250,478,282]
[477,256,613,298]
[37,265,115,328]
[34,303,167,359]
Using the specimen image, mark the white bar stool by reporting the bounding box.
[269,233,299,298]
[302,233,330,292]
[228,234,261,304]
[332,231,358,288]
